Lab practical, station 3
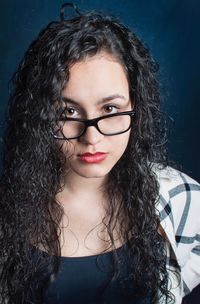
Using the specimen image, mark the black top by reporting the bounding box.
[41,245,151,304]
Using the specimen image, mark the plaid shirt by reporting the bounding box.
[154,165,200,303]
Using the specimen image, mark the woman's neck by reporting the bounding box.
[57,171,108,210]
[64,172,106,196]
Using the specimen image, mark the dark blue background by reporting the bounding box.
[0,1,199,302]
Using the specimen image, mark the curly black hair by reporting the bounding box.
[0,11,176,304]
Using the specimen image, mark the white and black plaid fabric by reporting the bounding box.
[153,165,200,303]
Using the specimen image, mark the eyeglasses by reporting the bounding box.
[50,109,136,140]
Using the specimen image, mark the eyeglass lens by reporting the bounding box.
[53,114,131,139]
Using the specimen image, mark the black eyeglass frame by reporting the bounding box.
[51,109,136,140]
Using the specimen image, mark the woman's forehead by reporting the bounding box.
[62,53,130,106]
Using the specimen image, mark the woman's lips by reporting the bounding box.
[78,152,107,163]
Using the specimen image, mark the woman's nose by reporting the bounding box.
[80,125,104,145]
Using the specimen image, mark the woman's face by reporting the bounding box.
[60,53,132,180]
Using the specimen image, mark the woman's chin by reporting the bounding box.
[70,165,111,179]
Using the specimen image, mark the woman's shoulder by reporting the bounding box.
[151,163,200,190]
[152,163,200,222]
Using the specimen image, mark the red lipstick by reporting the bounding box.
[78,152,107,164]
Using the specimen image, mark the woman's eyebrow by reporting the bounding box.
[61,97,80,106]
[61,94,127,106]
[98,94,126,104]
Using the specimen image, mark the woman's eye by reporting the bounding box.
[104,105,118,114]
[59,107,79,120]
[65,107,80,118]
[66,108,77,116]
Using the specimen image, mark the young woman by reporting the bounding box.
[0,4,199,304]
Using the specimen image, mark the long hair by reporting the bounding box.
[0,11,174,303]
